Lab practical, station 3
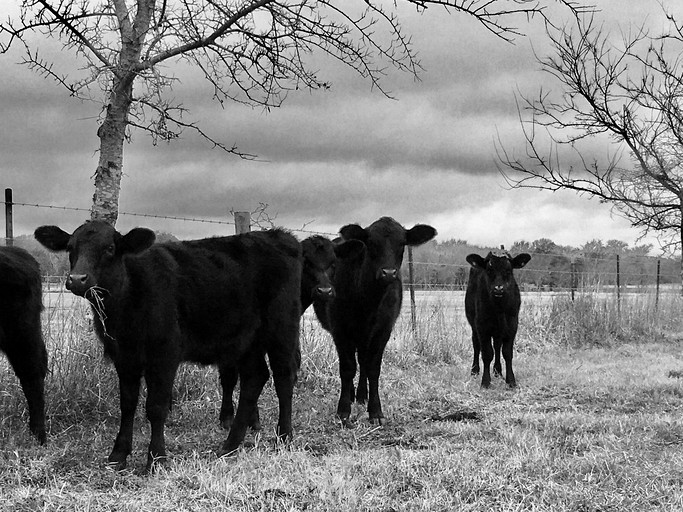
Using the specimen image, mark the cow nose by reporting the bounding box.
[66,273,89,295]
[314,286,335,299]
[493,285,504,295]
[381,268,397,279]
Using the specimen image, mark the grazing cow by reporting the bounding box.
[0,246,48,444]
[465,251,531,388]
[218,235,364,431]
[35,221,301,471]
[314,217,436,427]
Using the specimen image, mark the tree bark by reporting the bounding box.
[90,1,152,225]
[91,78,134,226]
[680,213,683,297]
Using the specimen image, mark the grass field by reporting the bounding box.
[1,290,683,510]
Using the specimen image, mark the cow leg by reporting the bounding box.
[504,316,519,388]
[218,364,238,430]
[470,331,480,375]
[144,358,179,473]
[479,331,494,389]
[334,340,357,428]
[356,350,368,404]
[218,364,261,432]
[218,352,269,457]
[493,337,503,377]
[5,337,48,444]
[502,339,516,388]
[269,349,297,445]
[365,345,388,426]
[109,366,142,470]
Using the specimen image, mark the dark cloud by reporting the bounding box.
[2,0,678,252]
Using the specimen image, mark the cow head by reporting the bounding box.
[466,251,531,299]
[34,221,156,297]
[301,235,364,303]
[340,216,437,284]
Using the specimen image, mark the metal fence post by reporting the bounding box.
[570,259,576,301]
[656,259,661,310]
[4,188,13,247]
[408,245,417,340]
[616,254,621,317]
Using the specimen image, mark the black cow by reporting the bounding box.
[300,235,365,313]
[465,251,531,388]
[35,221,301,471]
[218,234,364,431]
[314,217,436,427]
[0,246,48,444]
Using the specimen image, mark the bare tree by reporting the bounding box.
[2,0,589,225]
[498,10,683,283]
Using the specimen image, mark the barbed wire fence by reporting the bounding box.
[4,187,682,333]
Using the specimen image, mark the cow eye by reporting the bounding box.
[105,244,116,256]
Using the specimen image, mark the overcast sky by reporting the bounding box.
[1,0,681,252]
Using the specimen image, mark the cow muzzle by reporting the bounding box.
[492,285,505,298]
[377,268,398,282]
[313,286,335,301]
[65,273,91,296]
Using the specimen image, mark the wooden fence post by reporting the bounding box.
[234,211,251,234]
[4,188,13,247]
[570,259,576,301]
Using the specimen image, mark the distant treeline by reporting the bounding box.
[8,233,680,291]
[408,238,680,290]
[7,232,179,278]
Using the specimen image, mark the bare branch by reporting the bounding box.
[498,8,683,262]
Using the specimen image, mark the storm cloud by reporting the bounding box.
[1,0,678,250]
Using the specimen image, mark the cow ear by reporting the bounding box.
[339,224,367,242]
[511,253,531,269]
[406,224,437,246]
[334,239,365,259]
[34,226,71,252]
[120,228,156,254]
[466,254,487,269]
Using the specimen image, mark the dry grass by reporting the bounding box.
[1,290,683,510]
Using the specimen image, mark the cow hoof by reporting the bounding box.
[249,420,262,431]
[220,418,234,431]
[507,381,517,389]
[106,459,127,472]
[32,428,47,445]
[369,417,386,426]
[471,369,480,376]
[339,417,356,429]
[480,381,491,389]
[107,451,130,471]
[217,443,240,458]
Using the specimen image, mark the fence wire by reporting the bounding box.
[4,196,681,287]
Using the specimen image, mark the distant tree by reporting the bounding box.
[497,11,683,288]
[154,231,179,244]
[531,238,558,255]
[582,239,605,259]
[2,1,590,225]
[510,240,532,254]
[627,244,653,256]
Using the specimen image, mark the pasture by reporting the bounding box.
[1,288,683,510]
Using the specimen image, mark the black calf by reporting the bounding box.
[465,251,531,388]
[35,221,301,471]
[0,246,47,443]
